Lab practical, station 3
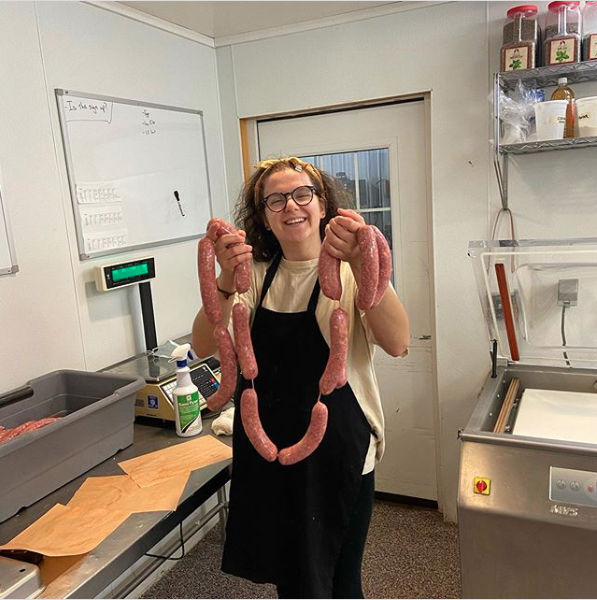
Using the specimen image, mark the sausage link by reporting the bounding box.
[319,308,348,396]
[371,226,392,307]
[232,303,258,380]
[207,217,233,237]
[356,226,379,311]
[318,244,342,301]
[207,325,238,411]
[240,388,278,462]
[234,261,252,294]
[278,401,328,466]
[198,237,222,325]
[207,217,252,295]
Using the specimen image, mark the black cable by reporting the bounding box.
[561,303,571,368]
[144,522,186,561]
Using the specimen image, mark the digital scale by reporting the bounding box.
[101,334,221,421]
[94,256,222,421]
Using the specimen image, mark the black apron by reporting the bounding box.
[222,254,371,598]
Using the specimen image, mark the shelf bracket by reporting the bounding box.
[493,151,508,210]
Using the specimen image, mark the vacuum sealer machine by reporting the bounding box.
[101,335,221,421]
[458,237,597,599]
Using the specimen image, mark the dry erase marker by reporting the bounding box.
[174,190,185,217]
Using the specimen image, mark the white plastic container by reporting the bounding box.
[534,100,568,140]
[576,96,597,137]
[171,343,202,437]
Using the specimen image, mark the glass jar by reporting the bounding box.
[583,1,597,60]
[500,5,540,71]
[543,1,582,66]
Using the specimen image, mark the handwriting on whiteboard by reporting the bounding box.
[63,97,113,122]
[141,109,156,135]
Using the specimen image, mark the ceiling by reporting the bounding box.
[118,1,401,39]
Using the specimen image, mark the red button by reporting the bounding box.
[476,480,488,493]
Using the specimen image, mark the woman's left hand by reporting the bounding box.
[323,208,365,264]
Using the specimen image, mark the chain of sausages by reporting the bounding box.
[319,223,392,311]
[198,219,390,465]
[315,223,392,432]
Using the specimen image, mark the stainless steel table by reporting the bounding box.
[0,418,232,599]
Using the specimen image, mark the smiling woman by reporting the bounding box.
[191,156,409,599]
[260,169,325,261]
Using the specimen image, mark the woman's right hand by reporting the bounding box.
[211,230,252,285]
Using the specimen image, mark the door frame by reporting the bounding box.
[239,93,444,512]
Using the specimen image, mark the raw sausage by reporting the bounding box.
[371,226,392,307]
[207,325,239,411]
[0,417,61,445]
[234,261,252,294]
[356,226,379,311]
[207,217,233,238]
[198,237,222,325]
[206,217,252,294]
[319,308,348,396]
[318,244,342,300]
[278,401,328,466]
[232,303,258,380]
[240,388,278,462]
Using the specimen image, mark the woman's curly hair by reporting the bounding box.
[233,157,354,262]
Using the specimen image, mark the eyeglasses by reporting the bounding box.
[262,185,316,212]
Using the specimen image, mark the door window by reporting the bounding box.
[300,148,392,250]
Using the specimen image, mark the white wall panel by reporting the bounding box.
[0,2,84,387]
[0,1,227,389]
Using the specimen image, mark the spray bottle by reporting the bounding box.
[170,343,202,437]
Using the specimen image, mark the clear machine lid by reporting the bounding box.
[469,237,597,369]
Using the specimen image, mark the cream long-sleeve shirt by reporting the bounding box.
[234,256,387,474]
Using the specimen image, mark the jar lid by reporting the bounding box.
[548,1,580,11]
[506,5,538,18]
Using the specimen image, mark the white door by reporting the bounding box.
[257,101,436,500]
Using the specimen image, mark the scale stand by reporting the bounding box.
[138,281,158,352]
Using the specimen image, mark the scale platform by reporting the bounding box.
[101,335,221,422]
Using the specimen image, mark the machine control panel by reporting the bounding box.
[550,466,597,508]
[159,362,219,409]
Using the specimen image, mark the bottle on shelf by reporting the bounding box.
[550,77,577,138]
[544,1,582,66]
[500,5,540,72]
[583,1,597,61]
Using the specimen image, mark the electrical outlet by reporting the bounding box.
[557,279,579,307]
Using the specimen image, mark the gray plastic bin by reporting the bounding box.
[0,370,145,523]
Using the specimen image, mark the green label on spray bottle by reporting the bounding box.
[177,390,200,433]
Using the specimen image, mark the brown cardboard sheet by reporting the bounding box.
[67,473,188,513]
[118,435,232,488]
[0,504,129,556]
[39,553,87,597]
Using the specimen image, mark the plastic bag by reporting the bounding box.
[498,80,543,145]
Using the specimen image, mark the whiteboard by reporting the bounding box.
[0,178,18,276]
[56,90,213,260]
